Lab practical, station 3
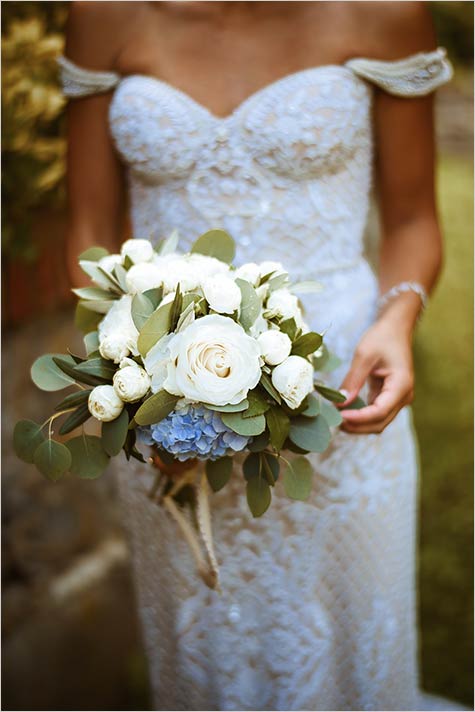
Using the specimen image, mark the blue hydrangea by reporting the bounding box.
[138,401,250,462]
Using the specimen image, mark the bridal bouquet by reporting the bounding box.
[14,229,348,589]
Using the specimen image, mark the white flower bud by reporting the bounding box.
[121,239,154,264]
[234,262,261,286]
[113,363,150,402]
[88,385,124,422]
[99,335,131,364]
[257,330,292,366]
[125,263,164,293]
[267,288,304,327]
[271,355,314,410]
[203,275,242,314]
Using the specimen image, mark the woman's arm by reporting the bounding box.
[63,2,130,287]
[340,4,443,434]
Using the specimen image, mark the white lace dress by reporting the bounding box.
[58,48,461,711]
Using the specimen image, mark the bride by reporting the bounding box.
[57,1,459,710]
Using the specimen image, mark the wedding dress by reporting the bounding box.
[57,48,461,711]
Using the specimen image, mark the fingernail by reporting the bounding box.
[339,388,349,399]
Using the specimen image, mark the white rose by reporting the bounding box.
[98,295,139,362]
[163,314,262,406]
[257,330,292,366]
[143,333,175,393]
[113,362,150,402]
[121,238,154,264]
[234,262,261,286]
[203,274,242,314]
[88,385,124,422]
[271,355,314,409]
[125,263,164,293]
[267,288,304,327]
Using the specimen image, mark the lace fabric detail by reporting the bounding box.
[56,45,458,710]
[56,54,120,96]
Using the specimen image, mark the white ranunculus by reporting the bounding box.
[154,253,229,294]
[125,263,164,293]
[163,314,262,406]
[234,262,261,286]
[121,238,155,264]
[203,274,242,314]
[188,253,230,280]
[271,355,314,409]
[99,254,123,272]
[98,295,139,362]
[257,329,292,366]
[267,288,304,327]
[113,361,150,402]
[88,385,124,422]
[143,333,175,393]
[259,261,286,278]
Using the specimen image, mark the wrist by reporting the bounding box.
[375,291,422,337]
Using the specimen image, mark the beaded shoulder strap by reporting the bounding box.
[345,47,453,97]
[56,54,121,97]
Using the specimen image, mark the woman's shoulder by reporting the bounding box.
[65,1,144,70]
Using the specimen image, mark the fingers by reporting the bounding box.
[340,370,414,434]
[339,347,379,406]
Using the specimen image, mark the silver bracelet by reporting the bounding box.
[377,281,428,313]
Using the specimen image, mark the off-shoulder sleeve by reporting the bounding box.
[56,54,121,97]
[345,47,453,97]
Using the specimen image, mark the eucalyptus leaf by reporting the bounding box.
[131,292,154,331]
[315,384,347,403]
[320,398,344,426]
[66,435,110,479]
[138,302,173,356]
[34,440,72,481]
[78,246,109,262]
[72,357,116,382]
[75,302,102,334]
[31,354,77,391]
[267,273,289,292]
[259,373,282,404]
[344,396,367,410]
[205,457,233,492]
[84,331,100,356]
[113,265,129,293]
[243,389,270,418]
[176,301,196,332]
[205,400,248,413]
[236,279,260,330]
[283,456,313,500]
[291,332,323,357]
[301,394,320,418]
[55,389,92,412]
[288,280,323,294]
[247,431,270,452]
[169,284,183,331]
[279,317,299,340]
[102,409,129,456]
[261,452,280,485]
[265,406,290,452]
[246,475,271,517]
[289,415,331,453]
[158,228,179,255]
[77,298,115,314]
[143,287,163,309]
[134,390,179,426]
[52,357,108,388]
[58,403,91,435]
[13,420,45,463]
[72,287,115,301]
[191,229,235,263]
[221,411,266,436]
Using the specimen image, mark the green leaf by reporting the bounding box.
[313,347,342,374]
[58,403,91,435]
[315,384,347,403]
[134,390,179,426]
[84,331,99,356]
[102,409,129,456]
[73,357,116,381]
[52,357,108,388]
[267,273,289,292]
[244,452,279,485]
[301,394,320,417]
[279,317,299,340]
[291,332,323,357]
[246,474,271,517]
[289,415,331,453]
[319,398,343,426]
[176,301,196,332]
[259,373,282,404]
[205,400,249,413]
[221,411,266,437]
[131,292,154,331]
[113,265,129,293]
[76,297,114,315]
[235,279,260,330]
[191,229,235,263]
[75,302,102,334]
[31,354,77,391]
[13,420,45,463]
[288,280,322,294]
[247,431,270,452]
[169,284,183,331]
[34,440,72,481]
[66,435,110,479]
[265,406,290,452]
[283,456,313,501]
[261,452,280,485]
[143,287,163,309]
[344,396,367,410]
[205,457,233,492]
[72,287,115,301]
[78,246,109,262]
[158,228,179,255]
[137,301,173,356]
[54,389,92,412]
[243,389,270,418]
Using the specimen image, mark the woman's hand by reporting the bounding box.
[337,315,415,435]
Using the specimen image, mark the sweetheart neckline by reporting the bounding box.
[114,63,360,122]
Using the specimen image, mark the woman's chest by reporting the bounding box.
[108,67,372,183]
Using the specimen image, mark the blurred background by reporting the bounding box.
[2,1,473,709]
